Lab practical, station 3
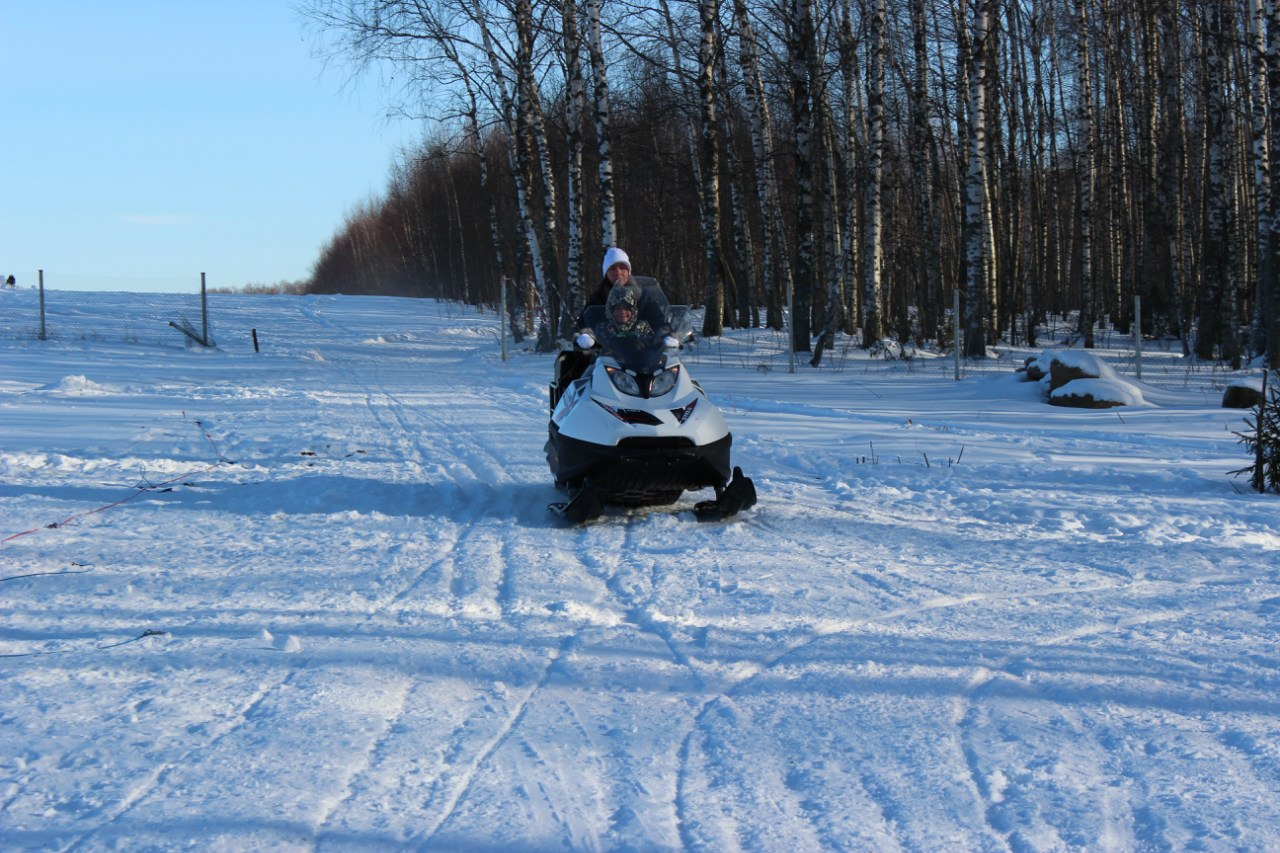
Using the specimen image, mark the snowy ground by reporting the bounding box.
[2,290,1278,852]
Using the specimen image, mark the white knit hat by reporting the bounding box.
[602,247,631,277]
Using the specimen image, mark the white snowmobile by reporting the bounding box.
[546,305,757,523]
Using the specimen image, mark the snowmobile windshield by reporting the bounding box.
[582,303,693,353]
[601,335,667,373]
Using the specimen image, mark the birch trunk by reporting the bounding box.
[963,0,992,358]
[862,0,886,347]
[910,0,941,344]
[695,0,723,337]
[1159,3,1189,352]
[562,0,586,326]
[516,0,565,340]
[1264,0,1280,365]
[713,39,754,327]
[1196,3,1229,361]
[1249,0,1271,360]
[1105,42,1125,327]
[838,0,859,337]
[1138,3,1162,346]
[789,0,817,353]
[471,0,553,350]
[586,0,616,250]
[733,0,788,331]
[1077,0,1096,349]
[809,95,843,366]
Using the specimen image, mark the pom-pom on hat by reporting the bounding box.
[602,247,631,277]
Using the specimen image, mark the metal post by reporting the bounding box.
[954,289,961,381]
[787,277,796,374]
[200,272,209,346]
[1134,295,1143,381]
[38,270,47,341]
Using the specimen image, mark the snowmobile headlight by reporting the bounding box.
[649,365,680,397]
[605,365,642,396]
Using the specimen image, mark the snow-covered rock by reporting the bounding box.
[1025,349,1145,408]
[1043,349,1119,391]
[1223,377,1265,409]
[1050,377,1146,408]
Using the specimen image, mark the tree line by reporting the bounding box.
[303,0,1280,367]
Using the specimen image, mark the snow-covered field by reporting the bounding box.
[2,289,1278,852]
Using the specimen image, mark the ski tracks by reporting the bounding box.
[682,468,1280,848]
[401,526,697,851]
[340,353,536,618]
[563,519,879,851]
[404,634,585,851]
[298,351,599,848]
[56,670,300,852]
[950,591,1280,852]
[385,520,719,850]
[260,310,650,849]
[307,676,413,849]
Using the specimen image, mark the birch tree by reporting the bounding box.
[733,0,788,330]
[1250,0,1272,361]
[963,0,994,357]
[713,38,756,327]
[1265,0,1280,363]
[862,0,887,347]
[698,0,726,337]
[810,12,850,368]
[909,0,942,343]
[836,0,860,337]
[1159,1,1190,351]
[560,0,588,324]
[587,0,617,251]
[1136,0,1163,346]
[514,0,567,342]
[469,0,558,349]
[788,0,818,353]
[1196,2,1231,362]
[1076,0,1097,349]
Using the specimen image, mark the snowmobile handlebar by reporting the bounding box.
[578,305,694,350]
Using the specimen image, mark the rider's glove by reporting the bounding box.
[662,335,680,349]
[575,331,596,349]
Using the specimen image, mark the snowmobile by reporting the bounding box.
[546,305,757,523]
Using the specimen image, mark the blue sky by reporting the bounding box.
[1,1,421,292]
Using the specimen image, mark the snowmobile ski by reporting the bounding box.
[549,482,604,525]
[694,467,758,521]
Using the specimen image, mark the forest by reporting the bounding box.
[301,0,1280,366]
